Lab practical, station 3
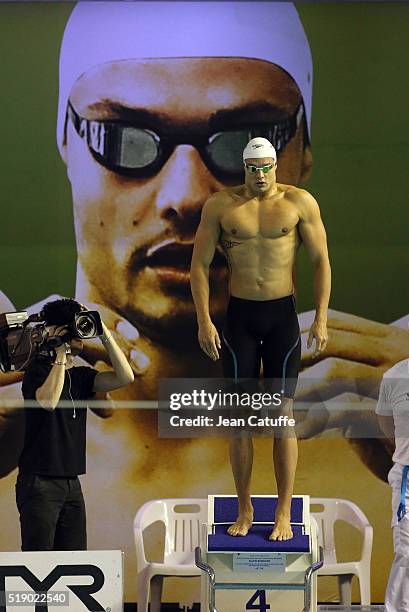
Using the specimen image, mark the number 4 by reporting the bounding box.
[246,590,271,611]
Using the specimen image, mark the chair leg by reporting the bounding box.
[137,573,150,612]
[338,574,353,606]
[150,575,164,612]
[358,570,371,606]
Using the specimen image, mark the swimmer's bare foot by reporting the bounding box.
[269,512,293,541]
[227,509,254,536]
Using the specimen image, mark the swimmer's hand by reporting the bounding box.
[198,320,221,361]
[307,315,328,356]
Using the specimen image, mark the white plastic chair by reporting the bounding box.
[134,498,207,612]
[310,497,373,606]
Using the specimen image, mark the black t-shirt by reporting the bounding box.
[20,357,97,476]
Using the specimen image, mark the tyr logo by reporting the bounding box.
[0,564,105,611]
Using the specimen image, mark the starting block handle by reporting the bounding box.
[303,545,324,612]
[195,546,217,612]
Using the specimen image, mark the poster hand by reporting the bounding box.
[79,302,150,375]
[295,309,409,437]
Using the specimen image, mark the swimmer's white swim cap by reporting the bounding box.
[243,138,277,162]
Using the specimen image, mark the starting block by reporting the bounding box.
[196,495,322,612]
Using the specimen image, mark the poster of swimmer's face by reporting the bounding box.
[59,3,313,369]
[0,1,408,605]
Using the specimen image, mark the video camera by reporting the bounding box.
[0,309,102,373]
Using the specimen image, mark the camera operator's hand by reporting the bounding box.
[55,343,68,363]
[46,325,71,363]
[78,302,149,375]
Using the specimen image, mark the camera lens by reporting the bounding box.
[76,314,96,338]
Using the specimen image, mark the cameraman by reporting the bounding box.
[16,298,134,551]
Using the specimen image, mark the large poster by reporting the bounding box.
[0,2,408,604]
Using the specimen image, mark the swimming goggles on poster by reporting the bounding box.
[67,100,304,179]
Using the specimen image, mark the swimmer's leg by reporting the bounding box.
[227,430,254,536]
[269,397,298,541]
[221,301,261,536]
[261,297,300,541]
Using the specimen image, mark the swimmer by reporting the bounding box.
[191,137,331,540]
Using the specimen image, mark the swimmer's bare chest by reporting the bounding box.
[219,189,301,295]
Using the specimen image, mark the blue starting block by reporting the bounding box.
[196,495,322,612]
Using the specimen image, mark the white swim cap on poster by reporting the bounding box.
[243,138,277,162]
[57,2,313,155]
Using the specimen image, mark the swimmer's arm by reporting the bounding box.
[190,195,222,325]
[297,190,331,321]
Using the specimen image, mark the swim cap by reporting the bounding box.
[243,138,277,162]
[57,2,313,155]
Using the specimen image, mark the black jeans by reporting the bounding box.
[16,473,87,551]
